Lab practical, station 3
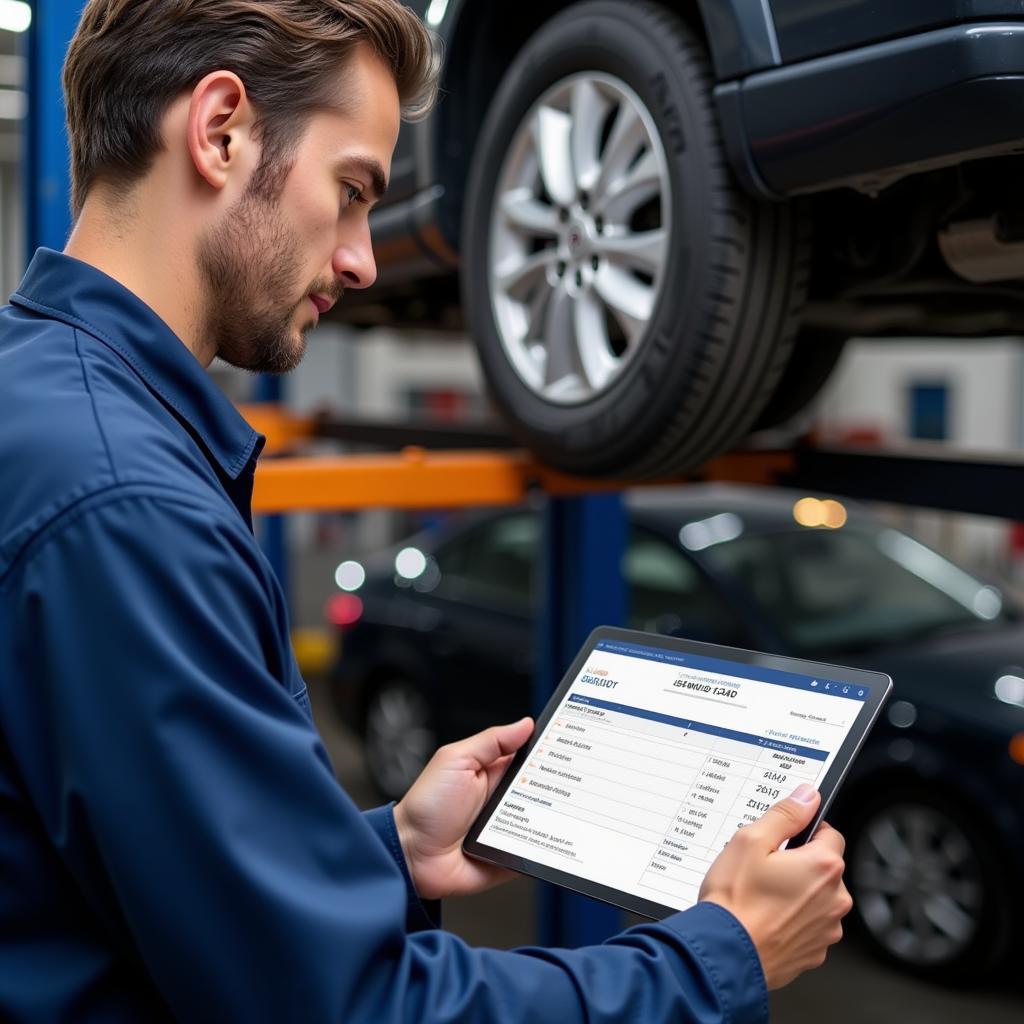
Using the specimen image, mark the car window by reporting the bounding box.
[624,527,749,644]
[703,526,1004,657]
[433,513,538,614]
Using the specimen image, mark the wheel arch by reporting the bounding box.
[432,1,709,250]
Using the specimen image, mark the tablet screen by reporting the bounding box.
[475,637,871,912]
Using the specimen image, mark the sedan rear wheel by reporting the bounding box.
[848,792,1010,981]
[364,679,436,801]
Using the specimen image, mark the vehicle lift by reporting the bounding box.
[26,0,1024,950]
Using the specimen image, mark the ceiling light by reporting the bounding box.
[334,560,366,593]
[0,2,31,33]
[395,547,427,580]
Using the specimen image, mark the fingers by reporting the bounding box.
[746,784,820,849]
[807,820,846,857]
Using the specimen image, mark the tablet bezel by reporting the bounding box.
[463,625,892,920]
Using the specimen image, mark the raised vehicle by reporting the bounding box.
[343,1,1024,475]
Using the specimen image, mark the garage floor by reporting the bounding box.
[308,673,1023,1023]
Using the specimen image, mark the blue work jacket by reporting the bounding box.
[0,248,768,1022]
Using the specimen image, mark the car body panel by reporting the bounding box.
[732,24,1024,197]
[696,0,781,79]
[355,0,1024,296]
[770,0,1024,64]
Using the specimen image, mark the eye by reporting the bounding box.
[342,182,365,207]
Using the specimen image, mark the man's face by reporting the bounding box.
[198,45,400,374]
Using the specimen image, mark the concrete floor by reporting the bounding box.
[307,672,1023,1023]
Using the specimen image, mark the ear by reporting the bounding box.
[186,71,257,191]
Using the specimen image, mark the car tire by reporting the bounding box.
[461,1,810,477]
[363,678,437,801]
[752,329,848,431]
[846,788,1012,983]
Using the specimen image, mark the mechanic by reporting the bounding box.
[0,1,851,1021]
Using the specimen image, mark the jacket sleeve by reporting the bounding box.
[8,488,767,1024]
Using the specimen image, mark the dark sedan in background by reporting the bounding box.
[325,486,1024,982]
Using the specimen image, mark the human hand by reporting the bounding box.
[393,717,534,901]
[698,785,852,990]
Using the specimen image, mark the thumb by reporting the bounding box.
[748,783,820,849]
[454,717,534,767]
[493,716,534,754]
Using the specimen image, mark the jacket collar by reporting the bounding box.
[11,248,263,480]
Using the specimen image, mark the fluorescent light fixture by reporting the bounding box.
[876,529,1002,619]
[0,88,25,120]
[425,0,449,28]
[395,546,427,580]
[0,1,31,33]
[793,497,847,529]
[994,673,1024,707]
[334,560,366,593]
[679,512,743,552]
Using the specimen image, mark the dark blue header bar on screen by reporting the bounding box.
[594,639,868,701]
[567,693,829,761]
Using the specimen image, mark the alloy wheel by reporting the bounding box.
[851,802,985,967]
[364,681,436,799]
[489,72,672,404]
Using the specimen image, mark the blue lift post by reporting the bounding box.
[535,493,628,946]
[253,375,290,603]
[24,1,77,257]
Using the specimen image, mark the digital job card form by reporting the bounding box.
[478,638,868,911]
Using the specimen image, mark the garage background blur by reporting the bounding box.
[7,0,1024,1020]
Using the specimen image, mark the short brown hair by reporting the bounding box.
[63,0,438,216]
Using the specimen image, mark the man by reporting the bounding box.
[0,1,851,1021]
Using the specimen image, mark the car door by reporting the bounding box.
[420,512,538,738]
[624,525,756,647]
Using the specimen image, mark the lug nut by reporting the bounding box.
[591,255,600,271]
[556,260,567,277]
[558,207,569,223]
[575,269,584,287]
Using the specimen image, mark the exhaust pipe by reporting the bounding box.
[938,217,1024,283]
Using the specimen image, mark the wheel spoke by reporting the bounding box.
[922,893,975,943]
[542,285,578,391]
[908,898,936,943]
[866,818,913,871]
[532,104,576,207]
[593,261,655,342]
[597,148,662,221]
[855,861,906,895]
[947,877,982,909]
[905,810,934,860]
[571,78,611,194]
[595,227,668,275]
[573,290,618,391]
[495,249,558,300]
[593,100,646,202]
[500,187,560,237]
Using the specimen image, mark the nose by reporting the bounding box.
[332,221,377,290]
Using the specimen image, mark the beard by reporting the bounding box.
[197,186,316,375]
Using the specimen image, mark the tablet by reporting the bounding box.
[464,626,892,919]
